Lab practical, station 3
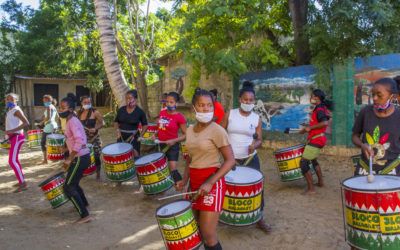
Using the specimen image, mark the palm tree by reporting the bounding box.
[93,0,129,106]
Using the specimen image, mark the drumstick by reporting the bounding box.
[0,133,17,144]
[284,128,301,134]
[367,146,374,183]
[157,191,198,201]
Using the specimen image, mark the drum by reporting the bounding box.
[0,141,10,150]
[351,154,361,173]
[46,134,66,161]
[38,172,69,209]
[156,200,202,250]
[83,143,96,176]
[273,144,315,182]
[101,143,136,181]
[140,123,158,145]
[342,175,400,250]
[181,141,188,160]
[219,166,263,226]
[27,130,43,148]
[135,152,174,195]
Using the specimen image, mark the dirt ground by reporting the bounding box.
[0,127,354,250]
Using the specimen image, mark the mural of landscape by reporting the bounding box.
[240,65,317,131]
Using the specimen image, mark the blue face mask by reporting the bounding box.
[167,105,176,111]
[6,102,15,108]
[44,101,51,107]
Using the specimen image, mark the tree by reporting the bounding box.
[288,0,310,65]
[93,0,129,106]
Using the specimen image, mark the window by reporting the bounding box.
[76,85,90,106]
[34,84,59,106]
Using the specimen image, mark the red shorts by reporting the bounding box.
[187,167,226,212]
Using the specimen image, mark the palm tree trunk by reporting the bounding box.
[94,0,130,106]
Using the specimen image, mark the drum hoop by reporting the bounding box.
[273,144,305,154]
[38,172,65,187]
[342,175,400,192]
[155,199,192,218]
[135,153,165,166]
[101,142,133,155]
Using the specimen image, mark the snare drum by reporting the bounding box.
[135,152,173,195]
[38,172,69,209]
[83,143,96,176]
[102,143,136,181]
[140,123,158,145]
[156,200,202,250]
[274,144,314,181]
[46,134,66,161]
[27,130,43,148]
[342,175,400,250]
[220,166,263,226]
[181,141,188,160]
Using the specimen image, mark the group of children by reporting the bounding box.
[5,76,400,249]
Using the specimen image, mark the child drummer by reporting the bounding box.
[150,92,187,183]
[298,89,333,195]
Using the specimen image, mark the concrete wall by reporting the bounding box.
[158,55,233,112]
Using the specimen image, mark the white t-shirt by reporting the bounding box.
[227,108,260,159]
[6,106,23,135]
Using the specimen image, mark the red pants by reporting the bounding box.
[188,167,225,212]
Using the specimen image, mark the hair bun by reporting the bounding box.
[66,93,77,103]
[242,81,254,89]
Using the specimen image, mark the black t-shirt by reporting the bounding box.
[114,106,148,132]
[352,105,400,169]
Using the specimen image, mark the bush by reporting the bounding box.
[103,111,116,128]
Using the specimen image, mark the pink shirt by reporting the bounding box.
[65,116,89,156]
[157,109,186,141]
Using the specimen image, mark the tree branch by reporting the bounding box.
[143,0,151,41]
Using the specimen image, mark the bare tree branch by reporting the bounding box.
[143,0,151,41]
[148,21,155,51]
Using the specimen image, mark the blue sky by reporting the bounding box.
[0,0,173,18]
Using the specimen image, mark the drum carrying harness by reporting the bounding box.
[359,156,400,175]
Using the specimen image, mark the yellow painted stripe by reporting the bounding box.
[346,207,400,234]
[104,160,133,172]
[277,157,301,171]
[162,219,197,241]
[138,167,169,184]
[223,193,262,213]
[47,146,62,154]
[45,186,64,200]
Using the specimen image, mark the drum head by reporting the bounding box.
[135,152,164,165]
[156,200,191,217]
[38,172,65,187]
[342,175,400,191]
[87,143,93,148]
[102,143,132,155]
[274,144,305,154]
[47,134,65,140]
[225,166,263,184]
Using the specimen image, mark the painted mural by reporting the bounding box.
[240,65,318,131]
[354,53,400,115]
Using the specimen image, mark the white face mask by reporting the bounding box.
[83,104,92,110]
[240,103,254,112]
[193,106,214,123]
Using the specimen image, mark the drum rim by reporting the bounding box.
[224,166,264,185]
[135,152,165,166]
[342,175,400,192]
[101,142,133,155]
[274,144,305,154]
[156,199,192,218]
[38,172,65,187]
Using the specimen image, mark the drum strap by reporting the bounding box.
[234,154,256,167]
[306,133,325,145]
[359,157,400,175]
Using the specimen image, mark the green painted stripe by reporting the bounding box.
[67,156,81,185]
[70,197,82,214]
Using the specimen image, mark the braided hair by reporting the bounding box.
[312,89,333,111]
[191,88,214,106]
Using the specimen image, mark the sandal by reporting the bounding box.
[256,220,273,233]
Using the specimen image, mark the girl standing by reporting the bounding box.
[150,92,186,183]
[5,93,29,193]
[114,90,148,158]
[298,89,332,195]
[352,78,400,176]
[59,93,91,224]
[37,95,58,164]
[220,81,272,232]
[78,96,105,180]
[176,89,234,250]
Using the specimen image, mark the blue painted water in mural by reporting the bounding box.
[262,104,310,130]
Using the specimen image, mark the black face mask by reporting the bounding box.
[59,110,71,118]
